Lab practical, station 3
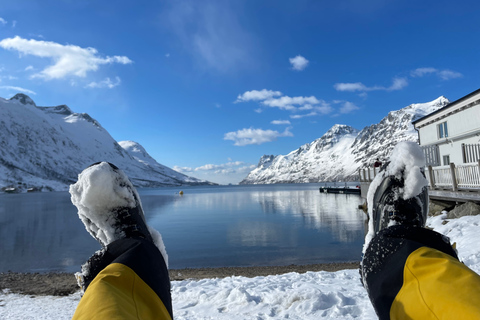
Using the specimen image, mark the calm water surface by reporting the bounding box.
[0,183,366,273]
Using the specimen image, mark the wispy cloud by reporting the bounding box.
[0,85,36,95]
[224,127,293,146]
[334,77,408,92]
[173,165,194,173]
[85,77,121,89]
[164,0,252,73]
[0,36,132,80]
[262,95,321,111]
[271,120,291,125]
[235,89,282,102]
[289,55,309,71]
[174,161,254,175]
[338,101,360,114]
[411,67,463,80]
[0,18,7,26]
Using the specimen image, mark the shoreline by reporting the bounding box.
[0,261,359,296]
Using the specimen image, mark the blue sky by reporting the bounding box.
[0,0,479,184]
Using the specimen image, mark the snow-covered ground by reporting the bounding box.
[1,213,479,320]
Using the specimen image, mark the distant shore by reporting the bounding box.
[0,262,359,296]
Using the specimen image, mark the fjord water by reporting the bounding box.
[0,183,365,273]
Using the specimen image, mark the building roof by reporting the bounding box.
[412,87,480,125]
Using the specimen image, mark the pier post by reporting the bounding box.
[450,162,458,192]
[428,165,435,189]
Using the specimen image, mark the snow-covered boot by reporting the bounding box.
[70,161,153,246]
[69,162,168,292]
[370,165,429,234]
[364,141,429,248]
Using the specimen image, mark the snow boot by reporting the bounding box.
[371,164,428,234]
[368,143,429,236]
[70,161,153,247]
[70,162,164,291]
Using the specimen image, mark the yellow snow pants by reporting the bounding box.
[72,238,172,319]
[362,225,480,320]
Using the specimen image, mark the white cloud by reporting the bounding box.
[224,127,293,146]
[262,95,321,111]
[290,112,317,119]
[334,82,368,92]
[289,55,309,71]
[437,70,462,80]
[235,89,334,117]
[165,53,170,58]
[174,160,256,185]
[389,77,408,91]
[173,166,193,173]
[298,104,313,111]
[11,20,16,28]
[339,101,360,114]
[0,36,132,80]
[410,67,437,77]
[175,161,248,174]
[271,120,291,125]
[25,65,34,71]
[334,77,408,92]
[0,18,7,25]
[0,85,36,95]
[410,67,462,80]
[85,77,121,89]
[236,89,282,102]
[177,161,245,172]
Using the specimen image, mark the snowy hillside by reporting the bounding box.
[241,97,449,184]
[0,94,212,191]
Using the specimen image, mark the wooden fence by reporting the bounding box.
[359,160,480,192]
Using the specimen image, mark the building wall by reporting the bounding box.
[417,98,480,166]
[419,104,480,146]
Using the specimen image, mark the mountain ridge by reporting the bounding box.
[240,96,449,184]
[0,93,214,192]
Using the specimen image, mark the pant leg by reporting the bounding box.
[361,225,480,320]
[72,238,172,320]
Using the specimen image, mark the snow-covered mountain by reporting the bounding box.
[0,94,213,191]
[240,97,449,184]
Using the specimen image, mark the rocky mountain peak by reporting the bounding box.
[240,96,447,184]
[9,93,36,106]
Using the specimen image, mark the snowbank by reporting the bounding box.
[1,213,480,320]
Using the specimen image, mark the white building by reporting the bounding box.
[413,88,480,167]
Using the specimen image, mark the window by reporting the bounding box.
[443,155,450,166]
[438,121,448,139]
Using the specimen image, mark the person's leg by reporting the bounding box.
[361,142,480,320]
[70,162,172,320]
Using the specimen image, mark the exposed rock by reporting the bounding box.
[429,199,456,217]
[447,202,480,219]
